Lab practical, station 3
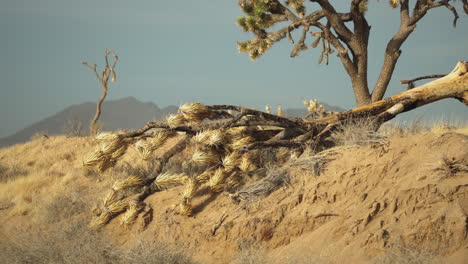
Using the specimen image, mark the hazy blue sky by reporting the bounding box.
[1,0,467,137]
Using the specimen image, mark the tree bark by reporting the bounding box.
[90,81,108,134]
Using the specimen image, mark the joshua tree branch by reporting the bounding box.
[400,73,448,89]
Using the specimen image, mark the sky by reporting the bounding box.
[0,0,467,137]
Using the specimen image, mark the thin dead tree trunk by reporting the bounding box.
[82,49,118,135]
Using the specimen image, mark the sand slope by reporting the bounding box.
[0,132,467,263]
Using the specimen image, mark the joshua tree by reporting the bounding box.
[235,0,468,106]
[82,49,118,135]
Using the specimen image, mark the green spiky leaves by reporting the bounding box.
[239,0,270,16]
[237,14,275,32]
[237,38,272,61]
[237,0,276,33]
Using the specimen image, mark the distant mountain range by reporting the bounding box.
[0,97,343,147]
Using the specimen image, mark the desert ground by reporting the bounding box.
[0,122,467,264]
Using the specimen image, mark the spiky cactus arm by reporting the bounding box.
[236,0,466,106]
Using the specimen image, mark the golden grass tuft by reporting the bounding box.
[208,168,228,193]
[192,150,220,165]
[166,114,187,128]
[120,200,144,227]
[141,131,175,160]
[112,144,129,160]
[226,126,248,139]
[178,102,211,123]
[195,168,215,184]
[102,190,119,207]
[193,130,225,147]
[112,175,146,191]
[179,198,192,216]
[193,130,211,144]
[222,151,242,172]
[83,150,106,169]
[154,172,188,188]
[239,154,256,173]
[229,136,255,150]
[183,178,200,199]
[91,199,129,228]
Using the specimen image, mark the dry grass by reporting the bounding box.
[331,119,387,147]
[433,155,468,179]
[371,242,442,264]
[0,160,28,182]
[0,221,196,264]
[379,118,468,137]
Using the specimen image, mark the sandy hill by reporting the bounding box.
[0,127,467,263]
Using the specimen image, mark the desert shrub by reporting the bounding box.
[371,242,441,264]
[0,161,28,182]
[0,221,196,264]
[37,191,91,224]
[30,132,49,141]
[330,119,386,146]
[63,119,83,137]
[121,240,196,264]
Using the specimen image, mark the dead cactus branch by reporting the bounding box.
[86,61,467,228]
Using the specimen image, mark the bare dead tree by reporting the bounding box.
[235,0,467,106]
[82,49,118,135]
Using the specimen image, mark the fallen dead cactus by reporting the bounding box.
[83,61,467,228]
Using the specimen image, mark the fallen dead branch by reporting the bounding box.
[83,61,467,228]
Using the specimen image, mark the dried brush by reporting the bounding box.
[183,178,200,199]
[195,168,215,184]
[225,171,243,191]
[83,149,106,168]
[154,172,188,188]
[179,176,200,215]
[112,175,146,191]
[95,132,120,143]
[208,168,228,193]
[226,126,248,139]
[166,114,187,128]
[193,130,211,144]
[134,139,146,154]
[222,151,242,172]
[179,198,192,216]
[103,189,119,207]
[192,150,220,166]
[90,199,129,228]
[120,200,144,227]
[97,156,115,173]
[141,131,175,160]
[179,102,211,123]
[239,154,256,173]
[112,144,129,160]
[229,136,254,150]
